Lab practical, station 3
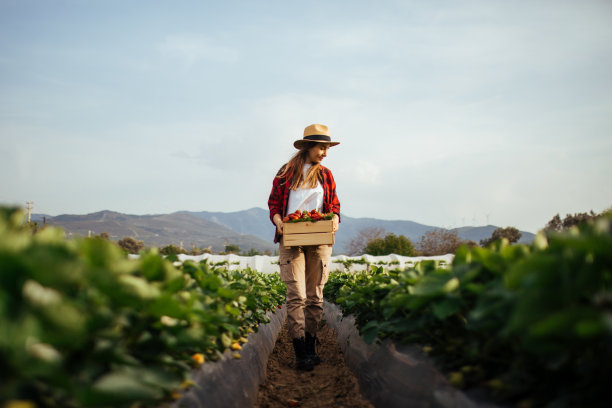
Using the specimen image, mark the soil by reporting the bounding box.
[253,321,374,408]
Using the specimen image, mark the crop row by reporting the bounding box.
[0,208,286,407]
[324,214,612,407]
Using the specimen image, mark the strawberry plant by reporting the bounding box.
[283,209,334,223]
[0,207,285,407]
[324,214,612,407]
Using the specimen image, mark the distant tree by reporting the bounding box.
[117,236,145,254]
[242,248,263,256]
[25,221,43,234]
[190,246,212,255]
[418,229,464,256]
[480,227,522,247]
[160,244,183,255]
[544,211,599,233]
[224,244,240,254]
[346,227,386,255]
[363,233,417,256]
[463,240,479,249]
[97,231,110,240]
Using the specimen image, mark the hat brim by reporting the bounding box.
[294,140,340,149]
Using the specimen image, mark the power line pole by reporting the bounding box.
[26,201,34,223]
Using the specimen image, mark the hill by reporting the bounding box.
[186,208,535,253]
[37,208,535,255]
[45,210,277,253]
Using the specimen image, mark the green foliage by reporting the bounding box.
[117,236,145,254]
[189,246,212,255]
[324,215,612,407]
[224,244,240,254]
[332,257,402,272]
[363,233,417,256]
[417,229,464,255]
[159,244,183,255]
[0,208,286,407]
[96,231,110,240]
[242,248,263,256]
[346,227,386,256]
[480,226,522,247]
[332,257,367,272]
[544,210,602,233]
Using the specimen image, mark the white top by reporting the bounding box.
[287,163,324,215]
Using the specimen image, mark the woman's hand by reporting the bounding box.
[273,214,284,235]
[332,214,339,232]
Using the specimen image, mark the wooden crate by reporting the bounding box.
[282,220,334,247]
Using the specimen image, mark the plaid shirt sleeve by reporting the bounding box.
[268,166,288,225]
[321,166,341,222]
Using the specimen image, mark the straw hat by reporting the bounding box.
[293,124,340,149]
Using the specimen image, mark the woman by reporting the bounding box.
[268,123,340,371]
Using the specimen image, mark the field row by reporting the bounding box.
[158,252,454,273]
[0,208,286,407]
[324,214,612,407]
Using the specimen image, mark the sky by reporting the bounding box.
[1,0,611,234]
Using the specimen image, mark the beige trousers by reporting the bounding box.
[278,244,333,339]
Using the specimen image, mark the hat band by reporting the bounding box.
[303,135,331,142]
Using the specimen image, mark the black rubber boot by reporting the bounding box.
[305,332,321,365]
[292,337,314,371]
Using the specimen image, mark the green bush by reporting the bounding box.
[325,214,612,407]
[479,226,522,247]
[159,244,183,255]
[117,236,145,254]
[363,233,417,256]
[0,207,285,407]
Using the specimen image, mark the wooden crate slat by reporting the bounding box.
[282,232,335,247]
[283,220,333,234]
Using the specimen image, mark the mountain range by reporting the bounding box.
[33,208,535,255]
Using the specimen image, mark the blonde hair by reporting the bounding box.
[277,142,322,190]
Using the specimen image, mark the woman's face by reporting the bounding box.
[307,143,329,164]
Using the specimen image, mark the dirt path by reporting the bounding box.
[253,321,374,408]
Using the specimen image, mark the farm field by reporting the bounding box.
[0,208,286,407]
[323,214,612,407]
[2,207,611,408]
[167,252,455,274]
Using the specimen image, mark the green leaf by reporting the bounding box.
[82,371,162,405]
[575,318,604,337]
[412,275,458,296]
[432,297,463,320]
[361,320,379,344]
[118,275,161,300]
[148,294,184,318]
[220,332,232,349]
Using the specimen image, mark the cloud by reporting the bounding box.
[170,150,194,159]
[158,34,239,66]
[348,161,381,185]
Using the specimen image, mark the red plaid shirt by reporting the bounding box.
[268,164,341,243]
